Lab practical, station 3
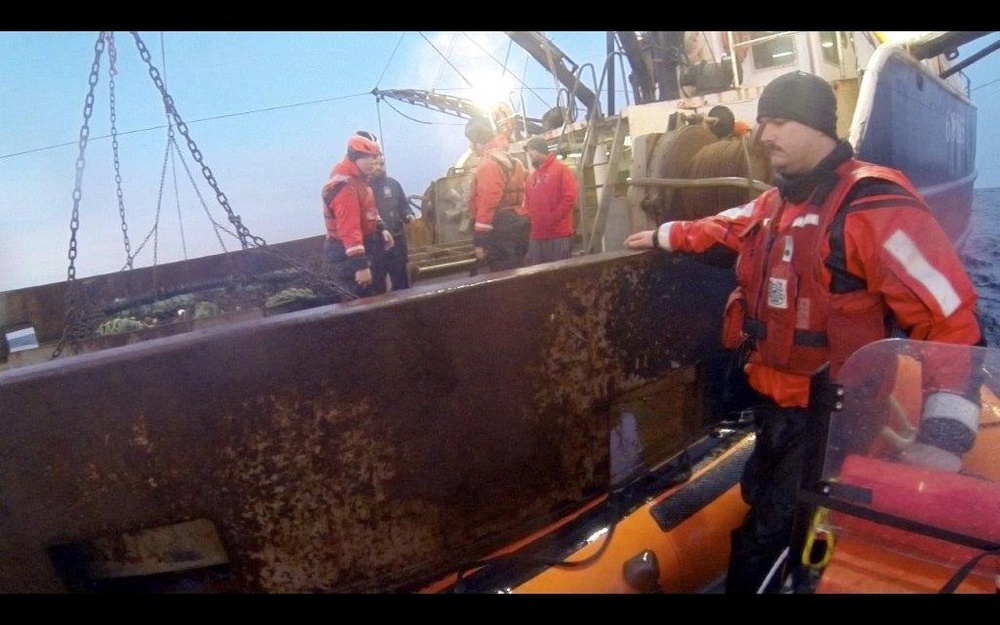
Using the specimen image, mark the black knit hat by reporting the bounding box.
[525,136,549,154]
[757,71,838,138]
[465,116,496,144]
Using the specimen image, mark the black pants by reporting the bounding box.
[485,210,530,272]
[373,232,410,293]
[324,237,377,301]
[726,401,811,594]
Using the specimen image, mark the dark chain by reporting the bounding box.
[151,122,172,265]
[129,31,355,300]
[125,125,180,269]
[130,32,265,253]
[107,32,134,268]
[53,30,355,362]
[173,132,234,249]
[51,33,107,360]
[167,125,189,259]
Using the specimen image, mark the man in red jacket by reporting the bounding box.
[522,136,579,266]
[321,134,392,300]
[625,71,985,594]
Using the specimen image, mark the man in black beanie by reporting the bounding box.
[625,70,984,593]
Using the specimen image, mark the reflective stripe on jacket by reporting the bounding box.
[322,158,380,258]
[660,159,981,407]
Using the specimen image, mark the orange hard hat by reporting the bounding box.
[348,134,381,156]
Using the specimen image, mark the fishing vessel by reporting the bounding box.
[0,31,997,594]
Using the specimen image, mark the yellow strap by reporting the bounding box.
[801,508,835,569]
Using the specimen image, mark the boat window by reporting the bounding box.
[747,31,797,70]
[819,31,840,65]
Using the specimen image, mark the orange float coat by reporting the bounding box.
[468,134,527,239]
[322,158,381,264]
[655,160,982,408]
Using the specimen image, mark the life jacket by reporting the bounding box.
[322,162,381,256]
[733,160,925,406]
[487,151,526,210]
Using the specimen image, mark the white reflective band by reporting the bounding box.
[474,222,494,231]
[719,201,755,221]
[653,221,675,252]
[884,230,961,316]
[922,391,980,430]
[791,213,820,228]
[346,244,365,255]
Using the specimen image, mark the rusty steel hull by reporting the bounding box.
[0,250,735,593]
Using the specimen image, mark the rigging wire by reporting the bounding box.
[373,31,407,88]
[6,31,573,164]
[418,31,473,88]
[161,31,189,261]
[972,76,1000,91]
[0,92,372,162]
[369,31,408,160]
[501,36,514,76]
[376,97,466,126]
[459,32,551,110]
[431,32,459,93]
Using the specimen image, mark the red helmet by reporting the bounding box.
[347,134,380,156]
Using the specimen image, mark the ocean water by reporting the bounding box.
[962,188,1000,347]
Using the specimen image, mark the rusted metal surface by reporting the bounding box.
[0,250,735,593]
[0,236,326,347]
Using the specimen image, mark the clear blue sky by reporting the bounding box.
[1,31,998,293]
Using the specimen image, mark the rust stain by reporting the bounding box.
[0,251,736,593]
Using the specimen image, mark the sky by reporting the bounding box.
[1,31,998,293]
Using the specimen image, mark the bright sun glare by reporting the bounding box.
[465,70,517,116]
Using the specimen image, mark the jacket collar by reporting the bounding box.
[535,152,557,171]
[774,140,854,203]
[483,133,510,154]
[332,157,364,180]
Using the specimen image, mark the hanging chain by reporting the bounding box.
[123,128,170,270]
[168,126,189,259]
[130,32,265,253]
[107,32,134,269]
[151,124,171,265]
[129,31,355,300]
[52,30,355,363]
[51,32,106,360]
